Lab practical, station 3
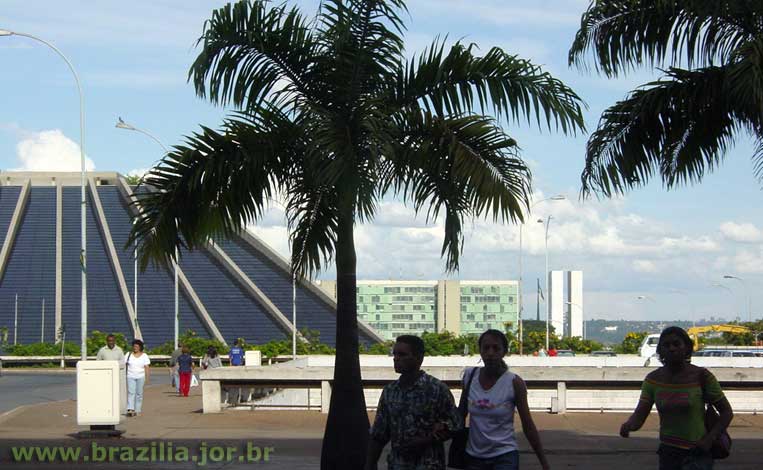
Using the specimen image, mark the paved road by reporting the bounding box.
[0,370,171,415]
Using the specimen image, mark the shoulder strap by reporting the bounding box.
[458,367,479,418]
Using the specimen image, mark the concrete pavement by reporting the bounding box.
[1,381,761,468]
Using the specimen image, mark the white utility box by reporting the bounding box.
[77,360,120,425]
[245,350,261,367]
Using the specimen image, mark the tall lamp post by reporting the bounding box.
[517,195,564,355]
[1,29,88,361]
[115,118,178,348]
[723,275,751,323]
[538,215,554,351]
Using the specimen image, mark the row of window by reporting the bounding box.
[460,295,514,304]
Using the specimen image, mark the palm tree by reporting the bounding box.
[131,1,584,468]
[569,0,763,197]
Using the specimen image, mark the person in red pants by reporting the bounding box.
[176,346,195,397]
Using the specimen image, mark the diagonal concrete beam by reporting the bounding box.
[0,179,30,283]
[175,268,227,346]
[237,230,384,343]
[87,177,141,340]
[207,240,307,342]
[115,175,225,344]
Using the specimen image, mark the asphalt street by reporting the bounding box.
[0,370,171,415]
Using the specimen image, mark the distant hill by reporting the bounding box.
[584,319,728,345]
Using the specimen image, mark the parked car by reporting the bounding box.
[556,349,575,357]
[591,351,616,357]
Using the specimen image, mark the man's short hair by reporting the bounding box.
[396,335,425,357]
[106,334,115,339]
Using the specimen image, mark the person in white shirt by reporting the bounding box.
[125,339,151,417]
[462,329,549,470]
[96,334,127,415]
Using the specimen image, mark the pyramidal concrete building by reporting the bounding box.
[0,172,381,348]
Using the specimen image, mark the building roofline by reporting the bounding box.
[1,171,123,186]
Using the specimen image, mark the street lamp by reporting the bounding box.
[538,215,554,351]
[115,118,178,348]
[723,275,751,322]
[517,195,564,355]
[2,29,88,361]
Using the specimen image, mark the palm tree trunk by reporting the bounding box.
[320,210,369,469]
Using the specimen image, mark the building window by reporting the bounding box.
[412,305,424,311]
[371,296,380,303]
[460,296,471,303]
[375,305,384,310]
[483,305,488,312]
[358,296,364,302]
[384,287,401,294]
[376,315,380,320]
[508,296,514,304]
[461,305,467,312]
[475,295,500,303]
[392,314,413,320]
[471,287,484,294]
[485,314,496,320]
[391,323,406,329]
[393,296,414,302]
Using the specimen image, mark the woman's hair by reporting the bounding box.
[131,339,144,351]
[478,329,509,353]
[656,326,693,364]
[208,346,217,358]
[182,345,190,354]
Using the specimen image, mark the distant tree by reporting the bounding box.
[124,174,142,186]
[616,331,648,354]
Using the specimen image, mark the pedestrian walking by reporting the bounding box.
[458,329,549,470]
[176,346,194,397]
[620,326,733,469]
[125,339,150,417]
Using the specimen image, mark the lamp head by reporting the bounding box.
[550,195,566,201]
[115,117,136,131]
[723,275,735,279]
[0,29,15,36]
[536,218,544,224]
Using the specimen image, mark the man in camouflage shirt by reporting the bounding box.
[366,335,461,470]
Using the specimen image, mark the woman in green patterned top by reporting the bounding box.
[619,326,733,469]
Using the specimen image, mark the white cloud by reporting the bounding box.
[720,221,763,243]
[14,129,95,171]
[632,260,657,273]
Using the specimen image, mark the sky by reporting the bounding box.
[1,0,761,323]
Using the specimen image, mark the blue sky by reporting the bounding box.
[1,0,761,322]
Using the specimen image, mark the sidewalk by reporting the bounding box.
[1,383,761,468]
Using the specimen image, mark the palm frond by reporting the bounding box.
[129,107,305,269]
[569,0,760,77]
[314,0,406,103]
[385,110,530,270]
[392,40,586,134]
[581,66,742,197]
[190,0,318,112]
[752,138,763,183]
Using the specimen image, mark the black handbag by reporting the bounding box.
[447,367,478,469]
[700,369,732,459]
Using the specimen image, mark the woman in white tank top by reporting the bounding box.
[462,329,550,470]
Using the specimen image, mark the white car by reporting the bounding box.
[639,334,660,358]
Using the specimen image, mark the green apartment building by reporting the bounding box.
[318,280,519,340]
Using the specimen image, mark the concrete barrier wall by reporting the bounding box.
[247,385,763,413]
[300,354,763,369]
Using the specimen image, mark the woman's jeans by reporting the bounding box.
[658,445,713,470]
[127,376,145,413]
[466,450,519,470]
